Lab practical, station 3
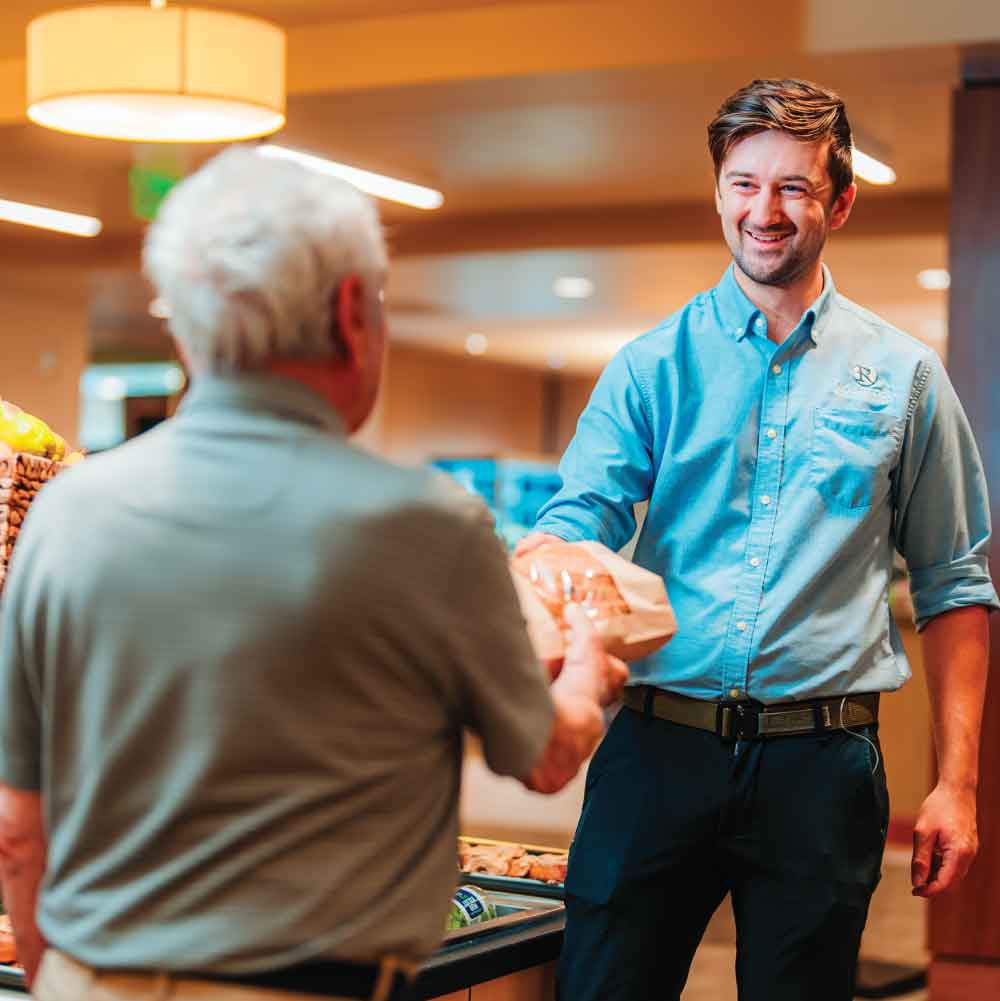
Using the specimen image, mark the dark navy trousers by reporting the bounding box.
[556,704,889,1001]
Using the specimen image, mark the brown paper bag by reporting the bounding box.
[511,540,677,663]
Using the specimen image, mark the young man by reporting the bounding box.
[0,148,626,1001]
[519,78,998,1001]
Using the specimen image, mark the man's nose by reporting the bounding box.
[748,190,785,230]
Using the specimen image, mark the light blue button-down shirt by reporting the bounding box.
[536,265,999,703]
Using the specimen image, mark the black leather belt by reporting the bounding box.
[194,959,414,1000]
[623,685,879,742]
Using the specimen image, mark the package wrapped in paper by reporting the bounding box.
[510,540,677,664]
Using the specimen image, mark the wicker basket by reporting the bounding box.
[0,452,62,595]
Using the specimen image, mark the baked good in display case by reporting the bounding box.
[510,539,677,665]
[458,837,568,891]
[0,397,84,596]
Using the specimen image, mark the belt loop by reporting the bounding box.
[643,686,654,726]
[154,970,171,1001]
[371,956,399,1001]
[812,703,825,733]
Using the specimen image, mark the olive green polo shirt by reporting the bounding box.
[0,374,553,972]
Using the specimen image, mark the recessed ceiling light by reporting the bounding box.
[852,148,896,185]
[149,297,172,320]
[917,268,951,291]
[0,197,101,237]
[553,276,595,300]
[258,145,444,211]
[547,353,567,370]
[465,333,488,356]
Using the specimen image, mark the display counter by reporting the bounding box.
[0,877,565,1001]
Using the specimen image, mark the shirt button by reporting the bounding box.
[760,495,772,507]
[766,428,777,440]
[734,327,743,336]
[754,317,765,331]
[736,621,747,632]
[771,364,782,375]
[729,688,742,699]
[750,557,761,568]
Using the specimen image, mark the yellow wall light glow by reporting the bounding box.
[26,6,286,143]
[0,198,102,237]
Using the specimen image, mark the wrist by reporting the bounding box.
[935,775,978,797]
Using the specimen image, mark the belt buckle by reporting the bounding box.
[716,701,758,741]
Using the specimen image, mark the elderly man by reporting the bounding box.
[0,147,624,1001]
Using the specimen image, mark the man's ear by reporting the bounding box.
[829,181,857,232]
[714,183,723,216]
[332,275,367,368]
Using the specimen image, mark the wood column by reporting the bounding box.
[927,58,1000,1000]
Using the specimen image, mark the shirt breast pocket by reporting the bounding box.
[810,409,902,511]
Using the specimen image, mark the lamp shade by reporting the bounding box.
[26,5,286,143]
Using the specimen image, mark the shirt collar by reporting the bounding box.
[714,263,837,345]
[178,372,346,436]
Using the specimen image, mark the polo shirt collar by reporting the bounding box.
[179,372,346,436]
[715,263,837,345]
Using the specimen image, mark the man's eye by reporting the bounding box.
[782,186,806,194]
[733,181,754,190]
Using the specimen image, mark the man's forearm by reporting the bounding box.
[0,787,48,983]
[922,605,989,790]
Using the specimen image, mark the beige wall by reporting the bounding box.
[1,265,89,445]
[370,343,552,465]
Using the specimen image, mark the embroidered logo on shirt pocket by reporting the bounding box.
[810,409,902,511]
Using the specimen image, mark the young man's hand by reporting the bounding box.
[911,782,978,897]
[514,532,564,558]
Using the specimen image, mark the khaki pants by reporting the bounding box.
[33,950,411,1001]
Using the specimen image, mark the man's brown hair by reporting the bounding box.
[708,78,854,200]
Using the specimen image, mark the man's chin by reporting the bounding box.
[733,250,810,289]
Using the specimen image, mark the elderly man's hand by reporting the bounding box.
[563,605,628,705]
[911,782,979,897]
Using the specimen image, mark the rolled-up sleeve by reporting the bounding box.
[535,346,655,550]
[894,352,1000,630]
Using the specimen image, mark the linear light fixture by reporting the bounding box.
[0,197,101,237]
[258,145,444,210]
[852,148,896,185]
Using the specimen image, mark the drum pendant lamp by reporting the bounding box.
[26,3,286,143]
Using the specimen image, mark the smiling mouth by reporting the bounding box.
[745,230,792,246]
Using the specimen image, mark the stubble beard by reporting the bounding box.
[729,225,828,289]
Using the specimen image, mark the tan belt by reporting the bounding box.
[622,686,879,741]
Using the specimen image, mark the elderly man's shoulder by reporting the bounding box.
[329,442,494,530]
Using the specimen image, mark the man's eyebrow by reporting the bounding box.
[724,170,756,179]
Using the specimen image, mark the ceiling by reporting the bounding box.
[0,0,989,374]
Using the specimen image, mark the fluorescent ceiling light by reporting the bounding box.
[0,197,101,237]
[917,268,951,291]
[852,148,896,185]
[259,145,444,210]
[553,276,595,300]
[465,333,488,355]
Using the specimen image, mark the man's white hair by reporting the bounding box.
[143,146,388,373]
